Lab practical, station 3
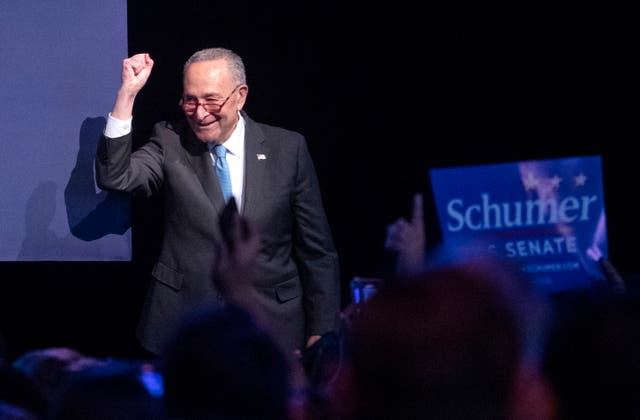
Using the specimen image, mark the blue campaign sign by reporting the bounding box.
[430,156,608,292]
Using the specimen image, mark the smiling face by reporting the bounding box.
[182,59,247,143]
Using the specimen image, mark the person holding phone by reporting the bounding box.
[96,47,340,356]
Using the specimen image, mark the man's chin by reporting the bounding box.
[192,126,219,143]
[195,135,214,143]
[187,118,233,143]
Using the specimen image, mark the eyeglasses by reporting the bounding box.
[179,85,241,115]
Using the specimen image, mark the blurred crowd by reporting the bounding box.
[2,193,639,419]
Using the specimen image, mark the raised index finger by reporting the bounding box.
[411,193,424,227]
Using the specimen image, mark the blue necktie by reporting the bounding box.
[213,145,232,202]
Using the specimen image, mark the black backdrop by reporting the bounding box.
[1,0,637,360]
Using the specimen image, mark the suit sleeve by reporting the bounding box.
[95,125,164,197]
[292,138,341,337]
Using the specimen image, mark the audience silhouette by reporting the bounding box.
[12,347,105,405]
[47,359,165,420]
[543,291,640,420]
[330,255,555,420]
[4,191,640,420]
[0,364,47,419]
[160,303,290,420]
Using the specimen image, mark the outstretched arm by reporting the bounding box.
[97,52,161,195]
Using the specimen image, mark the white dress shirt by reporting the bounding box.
[207,116,245,210]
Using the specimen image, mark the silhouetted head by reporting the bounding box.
[334,256,550,420]
[160,304,290,420]
[48,360,165,420]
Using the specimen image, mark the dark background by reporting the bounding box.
[1,0,637,360]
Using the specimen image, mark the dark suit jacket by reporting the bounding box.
[96,112,341,354]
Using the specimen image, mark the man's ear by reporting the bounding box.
[236,84,249,111]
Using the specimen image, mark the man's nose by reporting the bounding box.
[194,103,210,119]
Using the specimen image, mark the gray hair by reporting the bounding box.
[183,47,246,85]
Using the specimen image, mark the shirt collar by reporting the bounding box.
[209,113,245,159]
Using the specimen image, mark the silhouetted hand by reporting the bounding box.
[215,212,260,309]
[384,193,426,276]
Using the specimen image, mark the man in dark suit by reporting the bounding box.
[96,48,341,355]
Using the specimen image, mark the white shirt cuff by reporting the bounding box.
[104,113,132,138]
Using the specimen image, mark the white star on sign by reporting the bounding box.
[574,173,587,186]
[550,175,562,189]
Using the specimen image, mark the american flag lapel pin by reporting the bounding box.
[257,154,266,160]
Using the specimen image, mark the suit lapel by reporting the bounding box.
[241,114,267,218]
[181,128,226,214]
